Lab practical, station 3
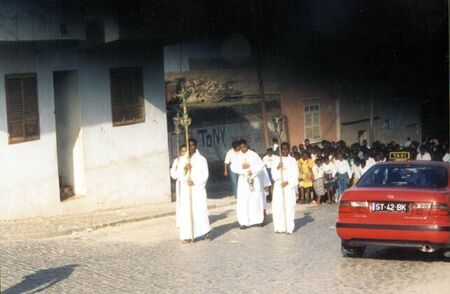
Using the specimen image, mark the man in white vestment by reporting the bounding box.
[177,139,213,243]
[170,144,187,228]
[231,139,265,229]
[271,142,299,234]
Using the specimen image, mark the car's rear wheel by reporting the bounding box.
[341,242,365,258]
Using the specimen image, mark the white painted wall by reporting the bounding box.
[0,43,170,220]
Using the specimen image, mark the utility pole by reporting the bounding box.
[256,52,270,149]
[253,0,270,149]
[369,95,374,145]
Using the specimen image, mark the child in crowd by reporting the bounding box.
[312,158,326,205]
[321,156,337,204]
[298,152,314,203]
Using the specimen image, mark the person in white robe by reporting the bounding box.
[170,144,187,228]
[177,139,212,242]
[260,167,272,223]
[271,142,299,234]
[231,139,265,229]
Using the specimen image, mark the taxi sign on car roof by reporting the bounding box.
[389,151,410,161]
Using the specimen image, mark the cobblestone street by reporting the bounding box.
[1,204,449,294]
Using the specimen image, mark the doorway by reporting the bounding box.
[358,130,368,144]
[53,71,86,201]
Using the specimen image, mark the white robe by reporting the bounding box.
[271,155,299,234]
[176,151,210,240]
[260,167,272,210]
[170,157,182,228]
[231,149,265,226]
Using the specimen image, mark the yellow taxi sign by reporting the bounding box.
[389,151,410,161]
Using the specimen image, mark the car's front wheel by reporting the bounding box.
[341,242,365,258]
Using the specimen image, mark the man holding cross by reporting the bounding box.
[176,138,213,243]
[271,142,299,234]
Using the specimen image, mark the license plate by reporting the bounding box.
[371,202,409,212]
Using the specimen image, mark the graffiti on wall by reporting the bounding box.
[197,127,226,148]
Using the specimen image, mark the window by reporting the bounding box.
[357,165,448,189]
[110,67,145,126]
[304,104,320,141]
[5,73,40,144]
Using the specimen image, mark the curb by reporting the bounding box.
[0,199,237,242]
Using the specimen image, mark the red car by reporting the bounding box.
[336,161,450,258]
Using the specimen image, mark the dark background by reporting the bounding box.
[90,0,449,141]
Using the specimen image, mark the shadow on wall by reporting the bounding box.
[3,264,79,294]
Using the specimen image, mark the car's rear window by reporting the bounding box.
[357,165,448,188]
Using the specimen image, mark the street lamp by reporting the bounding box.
[272,115,288,232]
[172,112,182,158]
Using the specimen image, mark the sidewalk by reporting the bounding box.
[0,196,236,241]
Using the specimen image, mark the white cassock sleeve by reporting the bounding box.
[287,158,299,190]
[190,155,209,188]
[272,157,298,190]
[248,151,264,177]
[170,158,179,180]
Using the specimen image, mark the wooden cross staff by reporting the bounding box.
[180,99,194,242]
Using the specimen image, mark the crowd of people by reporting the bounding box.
[256,136,450,206]
[224,136,449,209]
[170,136,449,243]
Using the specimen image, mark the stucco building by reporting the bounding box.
[0,1,170,220]
[281,81,422,146]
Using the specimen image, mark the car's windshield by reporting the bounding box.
[357,165,448,188]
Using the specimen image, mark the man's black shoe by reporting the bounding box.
[240,225,247,230]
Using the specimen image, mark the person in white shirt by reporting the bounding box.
[271,142,299,234]
[312,158,326,205]
[259,166,272,224]
[416,146,432,161]
[224,141,240,196]
[262,148,278,179]
[443,146,450,162]
[272,138,279,153]
[334,153,352,201]
[360,159,371,175]
[363,152,376,169]
[262,148,278,202]
[351,157,363,186]
[321,156,337,203]
[170,144,187,228]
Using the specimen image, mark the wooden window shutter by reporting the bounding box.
[5,73,40,144]
[110,67,145,126]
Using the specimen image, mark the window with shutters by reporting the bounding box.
[304,104,321,142]
[110,67,145,126]
[5,73,40,144]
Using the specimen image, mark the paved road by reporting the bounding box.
[1,204,449,293]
